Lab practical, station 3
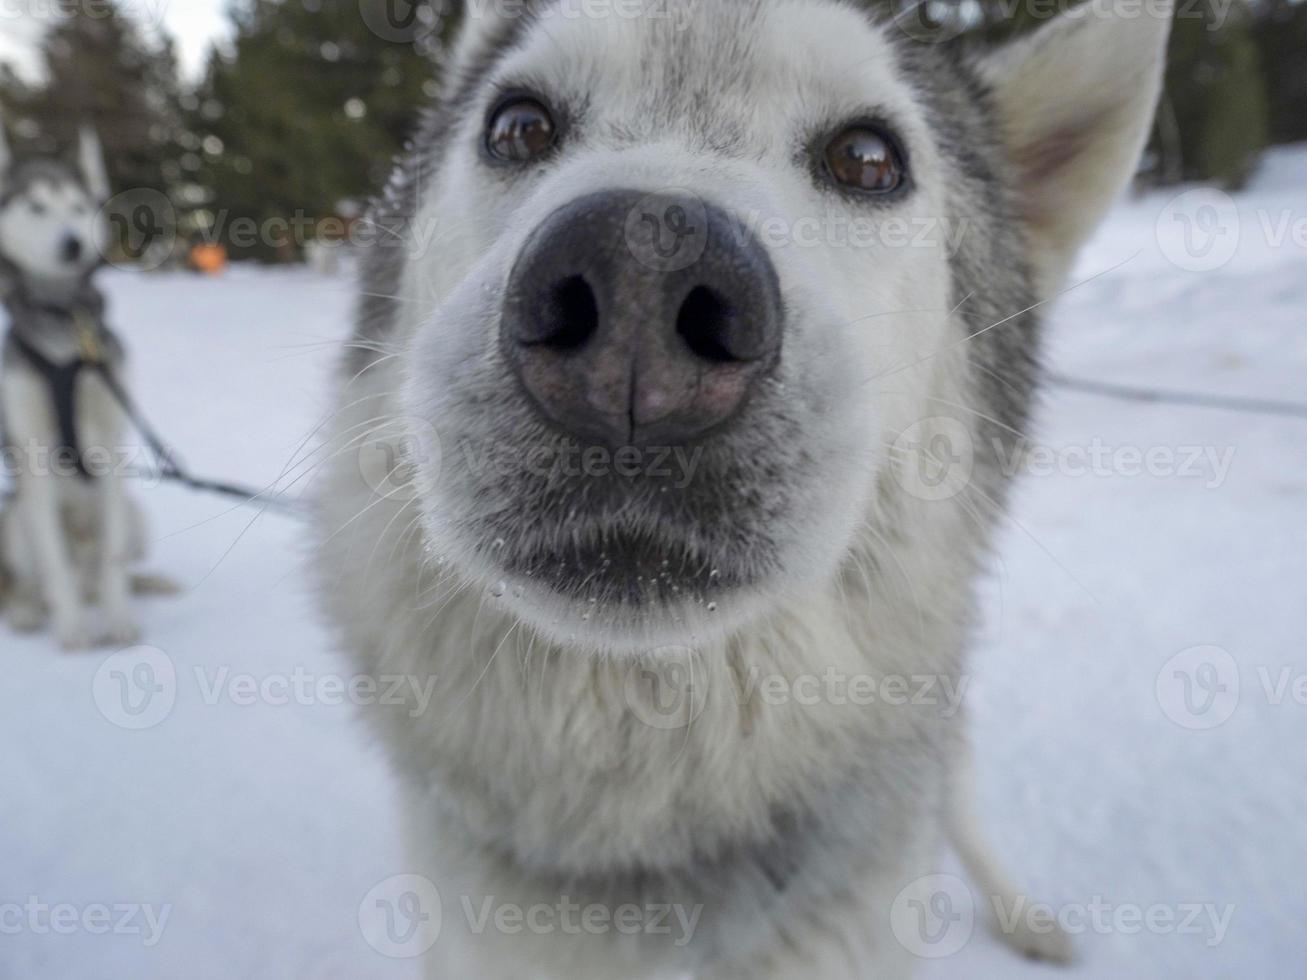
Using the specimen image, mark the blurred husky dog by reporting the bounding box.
[0,128,158,649]
[317,2,1170,976]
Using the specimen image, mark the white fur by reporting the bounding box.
[317,2,1171,975]
[0,167,108,285]
[0,363,146,648]
[0,131,154,649]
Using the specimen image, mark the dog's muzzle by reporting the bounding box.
[501,189,783,448]
[61,235,84,265]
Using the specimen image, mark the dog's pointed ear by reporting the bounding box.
[77,126,112,201]
[973,2,1172,293]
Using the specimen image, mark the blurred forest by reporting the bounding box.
[0,0,1302,262]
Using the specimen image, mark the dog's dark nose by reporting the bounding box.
[61,236,83,264]
[502,190,782,447]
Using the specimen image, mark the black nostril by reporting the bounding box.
[676,285,740,363]
[530,275,599,352]
[62,237,83,263]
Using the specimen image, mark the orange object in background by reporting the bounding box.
[189,242,229,275]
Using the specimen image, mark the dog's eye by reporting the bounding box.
[486,97,556,163]
[824,125,905,194]
[29,201,48,216]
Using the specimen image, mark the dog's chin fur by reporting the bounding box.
[316,1,1171,975]
[402,388,879,654]
[405,439,878,655]
[407,472,836,653]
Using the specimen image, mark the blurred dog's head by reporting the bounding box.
[0,127,111,285]
[363,0,1170,653]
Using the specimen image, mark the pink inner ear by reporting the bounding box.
[1011,111,1108,230]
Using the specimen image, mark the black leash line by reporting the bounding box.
[1046,371,1307,420]
[96,368,306,516]
[115,368,1307,516]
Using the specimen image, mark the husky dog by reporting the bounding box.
[0,127,155,649]
[316,2,1170,976]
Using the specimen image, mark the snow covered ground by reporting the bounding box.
[3,148,1306,979]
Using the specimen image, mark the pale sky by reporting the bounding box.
[0,0,233,81]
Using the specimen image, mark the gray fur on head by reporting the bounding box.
[0,159,86,206]
[0,134,112,292]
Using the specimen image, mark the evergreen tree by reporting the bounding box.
[1162,0,1269,189]
[1252,0,1307,145]
[191,0,452,261]
[0,3,188,198]
[862,0,1273,190]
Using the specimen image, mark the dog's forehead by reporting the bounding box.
[494,0,918,147]
[4,163,88,207]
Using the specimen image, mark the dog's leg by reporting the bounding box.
[3,367,91,646]
[16,477,90,649]
[947,740,1073,964]
[77,370,143,645]
[123,496,179,596]
[1,505,47,632]
[6,587,47,633]
[94,471,141,646]
[696,873,921,980]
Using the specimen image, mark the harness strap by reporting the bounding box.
[8,327,106,481]
[2,282,302,514]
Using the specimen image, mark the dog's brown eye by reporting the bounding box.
[824,126,904,193]
[487,97,556,163]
